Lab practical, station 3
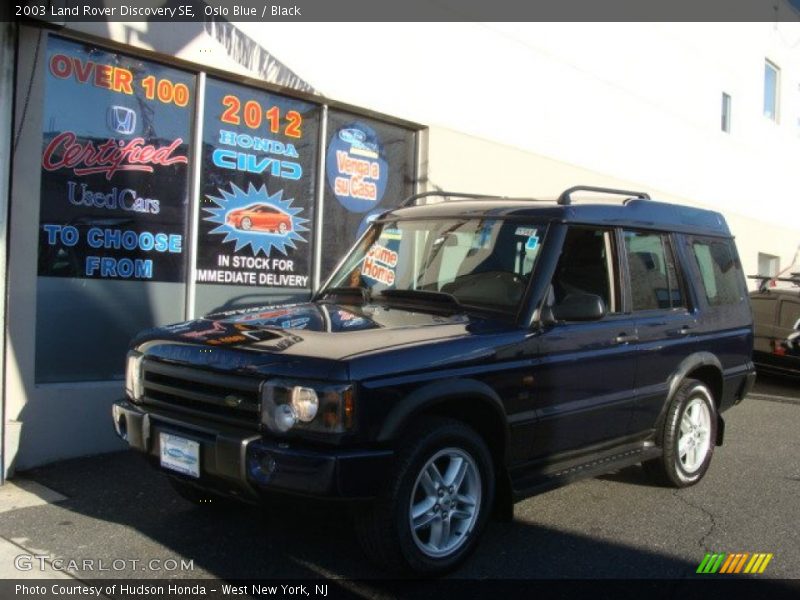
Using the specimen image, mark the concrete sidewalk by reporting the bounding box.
[0,480,73,579]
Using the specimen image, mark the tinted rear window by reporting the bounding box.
[691,238,745,306]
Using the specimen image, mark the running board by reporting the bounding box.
[510,442,662,500]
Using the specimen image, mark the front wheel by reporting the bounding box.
[643,378,717,487]
[354,418,494,575]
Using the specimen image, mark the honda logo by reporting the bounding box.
[106,105,136,135]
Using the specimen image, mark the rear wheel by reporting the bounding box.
[643,378,717,487]
[278,222,288,234]
[354,418,494,575]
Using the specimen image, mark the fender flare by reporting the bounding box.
[376,378,508,444]
[655,352,724,444]
[666,352,723,404]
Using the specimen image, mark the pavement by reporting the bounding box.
[0,373,798,586]
[0,481,71,579]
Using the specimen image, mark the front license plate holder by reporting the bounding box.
[159,432,200,478]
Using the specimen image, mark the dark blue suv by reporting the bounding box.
[113,186,755,574]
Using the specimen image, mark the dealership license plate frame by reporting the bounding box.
[159,432,200,478]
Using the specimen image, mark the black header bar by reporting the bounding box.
[6,0,800,23]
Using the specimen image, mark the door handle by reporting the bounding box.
[667,325,693,337]
[615,333,639,344]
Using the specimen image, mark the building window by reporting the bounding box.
[721,92,732,132]
[758,252,780,277]
[764,60,780,121]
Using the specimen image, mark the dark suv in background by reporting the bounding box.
[750,273,800,377]
[113,186,755,574]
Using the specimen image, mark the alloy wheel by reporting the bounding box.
[678,396,712,473]
[408,447,482,559]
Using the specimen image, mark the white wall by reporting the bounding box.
[232,21,800,272]
[67,19,800,242]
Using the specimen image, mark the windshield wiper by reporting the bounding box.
[378,289,463,313]
[316,286,371,304]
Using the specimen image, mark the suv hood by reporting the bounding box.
[132,301,520,379]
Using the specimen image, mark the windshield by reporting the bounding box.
[324,218,546,315]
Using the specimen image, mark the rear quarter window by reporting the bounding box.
[690,237,745,306]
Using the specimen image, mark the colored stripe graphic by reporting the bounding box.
[697,553,726,574]
[698,552,773,575]
[719,553,736,573]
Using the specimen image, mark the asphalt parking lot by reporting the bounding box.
[1,374,798,586]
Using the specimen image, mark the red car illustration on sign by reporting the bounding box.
[226,204,293,234]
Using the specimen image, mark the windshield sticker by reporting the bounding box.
[515,226,540,251]
[475,220,496,249]
[362,243,398,286]
[380,228,402,241]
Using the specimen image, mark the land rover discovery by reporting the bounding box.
[113,186,756,574]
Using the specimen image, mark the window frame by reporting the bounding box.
[688,236,745,308]
[549,225,623,319]
[721,91,732,133]
[325,216,548,321]
[621,228,689,314]
[764,59,780,122]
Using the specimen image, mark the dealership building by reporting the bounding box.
[1,11,799,481]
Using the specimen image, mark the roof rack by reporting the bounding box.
[748,273,800,292]
[557,186,651,206]
[398,191,511,208]
[400,186,651,209]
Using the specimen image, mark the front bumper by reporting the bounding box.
[112,400,393,501]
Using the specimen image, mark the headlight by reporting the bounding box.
[291,387,319,422]
[261,380,354,435]
[125,351,144,402]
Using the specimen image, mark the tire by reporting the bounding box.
[278,222,288,234]
[354,418,495,575]
[240,217,252,231]
[643,378,718,487]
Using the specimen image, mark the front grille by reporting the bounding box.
[141,359,261,430]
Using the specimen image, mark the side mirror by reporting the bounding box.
[552,293,607,322]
